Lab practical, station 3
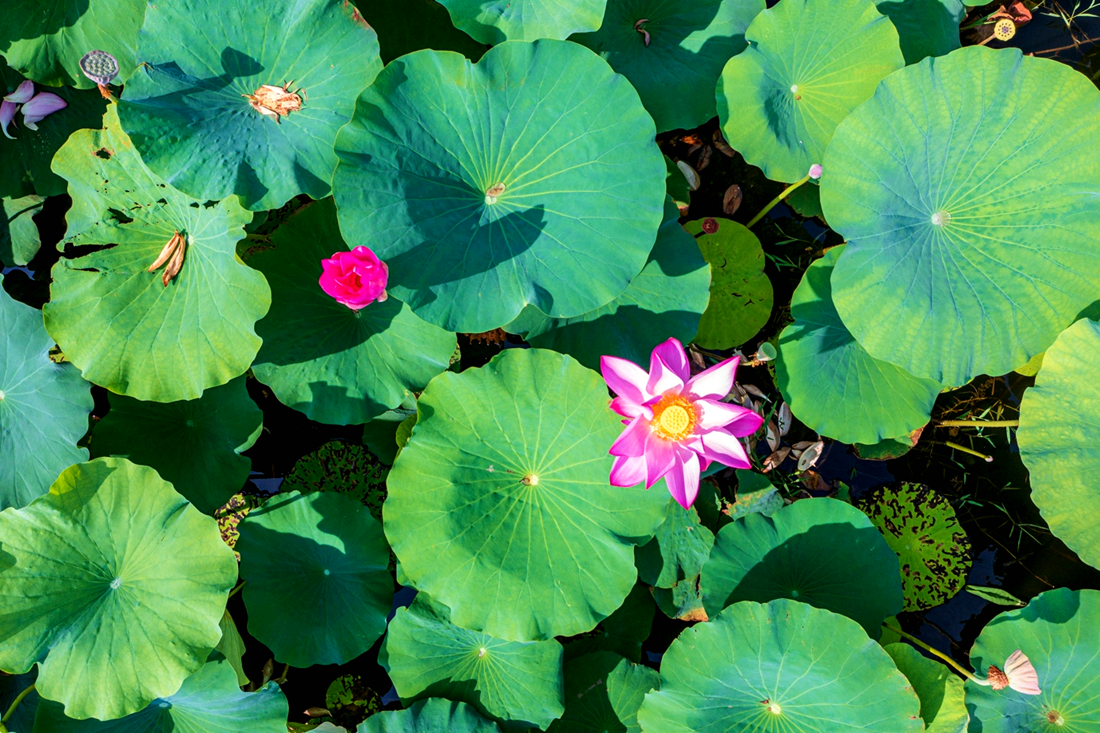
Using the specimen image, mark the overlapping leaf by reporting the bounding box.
[439,0,607,43]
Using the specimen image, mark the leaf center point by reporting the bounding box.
[521,474,539,486]
[931,210,951,227]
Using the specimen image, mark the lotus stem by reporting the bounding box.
[883,624,982,682]
[746,173,812,228]
[0,682,36,730]
[228,580,246,599]
[944,441,994,462]
[938,419,1019,428]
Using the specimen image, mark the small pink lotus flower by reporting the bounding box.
[983,650,1041,695]
[21,92,67,130]
[601,338,764,509]
[808,164,823,180]
[319,246,389,310]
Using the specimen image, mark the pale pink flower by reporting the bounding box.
[601,338,763,509]
[4,81,35,104]
[986,650,1041,695]
[808,164,823,180]
[0,101,17,140]
[20,92,67,130]
[319,246,389,310]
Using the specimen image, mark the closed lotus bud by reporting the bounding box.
[319,246,389,311]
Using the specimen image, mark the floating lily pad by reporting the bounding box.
[357,699,502,733]
[118,0,382,210]
[716,0,903,182]
[0,0,144,87]
[855,483,970,611]
[637,497,716,589]
[1,194,43,266]
[875,0,964,64]
[563,583,654,663]
[1018,318,1100,571]
[356,0,487,63]
[884,643,968,733]
[381,595,564,729]
[0,277,92,510]
[823,47,1100,386]
[283,440,389,521]
[548,652,658,733]
[333,39,666,333]
[237,491,393,668]
[385,348,668,641]
[637,599,923,732]
[90,376,262,514]
[966,588,1100,732]
[775,247,941,444]
[44,106,270,402]
[574,0,765,132]
[0,59,107,198]
[504,199,710,370]
[700,498,903,635]
[684,217,772,350]
[439,0,606,43]
[0,458,237,720]
[33,656,288,732]
[249,199,455,425]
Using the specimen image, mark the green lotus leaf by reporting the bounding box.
[214,609,249,688]
[385,348,668,641]
[966,588,1100,732]
[282,439,389,521]
[548,652,658,733]
[358,699,502,733]
[0,669,38,733]
[249,199,456,425]
[775,247,941,444]
[439,0,606,43]
[44,106,269,402]
[0,458,237,719]
[884,643,968,733]
[33,656,288,732]
[1,194,43,266]
[237,490,392,667]
[683,217,772,350]
[700,498,903,635]
[652,578,708,623]
[1018,318,1100,571]
[117,0,382,211]
[0,277,93,510]
[0,0,143,87]
[636,497,716,589]
[333,39,666,332]
[89,376,262,514]
[729,469,783,520]
[716,0,903,182]
[855,482,970,611]
[504,199,710,370]
[0,59,107,199]
[823,47,1100,386]
[786,181,823,219]
[574,0,765,133]
[637,599,923,732]
[853,430,922,461]
[562,583,654,663]
[355,0,487,63]
[875,0,964,64]
[380,595,564,729]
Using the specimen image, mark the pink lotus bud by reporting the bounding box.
[319,246,389,311]
[808,164,823,180]
[20,92,67,131]
[0,101,17,140]
[4,80,35,104]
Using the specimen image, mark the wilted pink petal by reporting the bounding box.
[609,454,647,487]
[4,80,35,104]
[686,356,739,399]
[601,355,652,409]
[1004,650,1041,695]
[319,245,389,310]
[0,101,16,140]
[20,92,67,130]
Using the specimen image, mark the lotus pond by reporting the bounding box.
[2,0,1100,731]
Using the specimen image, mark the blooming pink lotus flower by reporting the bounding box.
[319,246,389,310]
[602,338,763,509]
[984,650,1041,695]
[21,92,67,130]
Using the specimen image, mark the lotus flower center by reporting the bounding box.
[652,395,696,441]
[931,210,951,227]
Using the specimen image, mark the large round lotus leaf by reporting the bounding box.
[380,595,564,729]
[548,651,658,733]
[0,458,237,720]
[356,0,487,63]
[385,348,668,641]
[884,643,968,733]
[44,106,269,402]
[637,599,923,732]
[0,0,144,87]
[32,656,289,732]
[89,376,262,514]
[637,497,716,589]
[237,490,393,668]
[117,0,382,211]
[439,0,606,43]
[716,0,903,182]
[248,199,456,426]
[775,247,941,444]
[1018,319,1100,571]
[874,0,963,64]
[700,498,903,636]
[0,59,107,199]
[573,0,765,133]
[966,587,1100,732]
[503,199,710,370]
[0,278,93,510]
[333,39,666,333]
[855,482,970,611]
[683,217,772,349]
[358,699,502,733]
[823,48,1100,387]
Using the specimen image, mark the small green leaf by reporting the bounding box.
[964,585,1026,608]
[548,652,658,733]
[1,194,44,266]
[439,0,606,43]
[357,699,501,733]
[637,498,716,589]
[884,643,968,733]
[215,609,250,688]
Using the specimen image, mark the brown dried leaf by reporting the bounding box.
[696,145,713,171]
[763,446,791,473]
[712,128,735,157]
[722,184,743,216]
[676,160,700,191]
[796,440,825,471]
